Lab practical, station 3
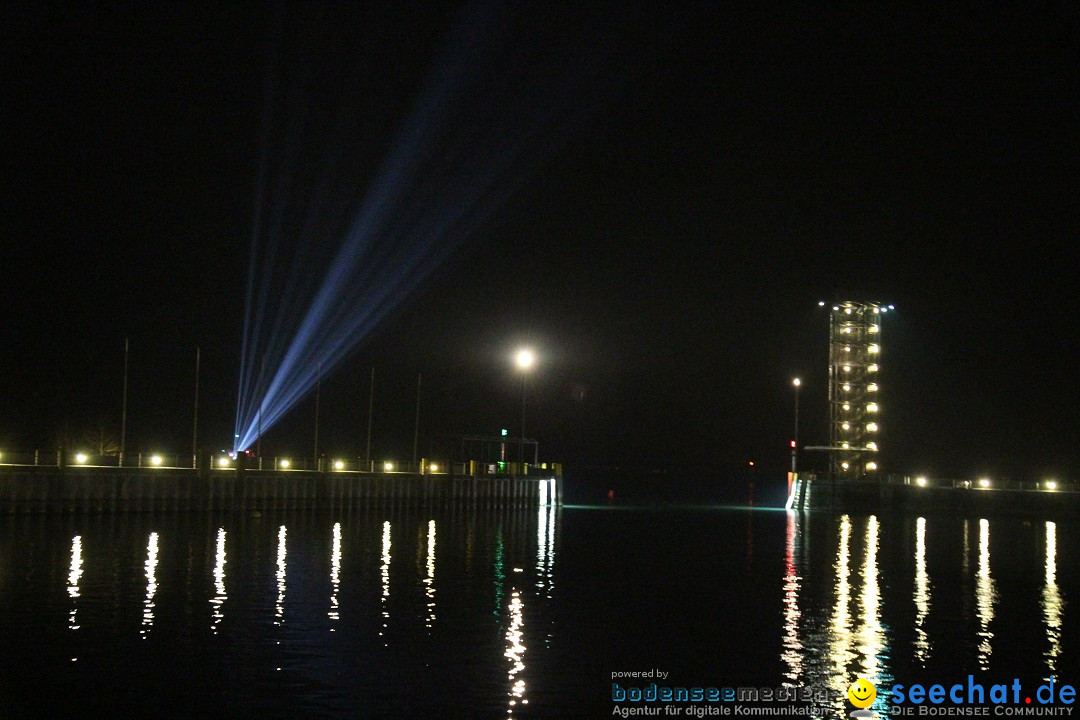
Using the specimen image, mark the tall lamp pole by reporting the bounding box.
[791,377,801,475]
[192,345,200,469]
[514,348,535,469]
[314,363,322,469]
[120,337,129,467]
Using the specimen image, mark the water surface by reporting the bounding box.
[0,507,1074,717]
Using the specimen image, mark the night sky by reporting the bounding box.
[3,3,1077,498]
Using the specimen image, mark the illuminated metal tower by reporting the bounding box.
[828,301,890,478]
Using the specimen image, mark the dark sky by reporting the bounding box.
[2,3,1078,496]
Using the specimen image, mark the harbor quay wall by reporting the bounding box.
[801,476,1080,517]
[0,466,563,514]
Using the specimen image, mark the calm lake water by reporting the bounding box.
[0,506,1075,718]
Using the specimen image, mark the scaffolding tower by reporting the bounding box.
[828,301,888,478]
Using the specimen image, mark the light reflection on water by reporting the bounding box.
[506,588,527,714]
[1043,521,1063,680]
[67,534,82,632]
[537,504,555,602]
[274,525,286,626]
[858,515,892,709]
[380,520,391,643]
[782,512,1066,714]
[209,527,226,633]
[827,513,854,703]
[976,517,996,670]
[424,519,436,629]
[1,507,1073,717]
[913,517,930,664]
[328,522,341,626]
[780,511,802,686]
[141,531,158,637]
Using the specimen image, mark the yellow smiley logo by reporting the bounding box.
[847,678,877,709]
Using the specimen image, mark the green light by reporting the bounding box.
[501,428,508,437]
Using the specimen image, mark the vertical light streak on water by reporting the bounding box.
[424,520,436,629]
[328,522,341,627]
[536,505,548,595]
[380,521,391,644]
[961,519,970,576]
[505,589,527,715]
[67,535,83,632]
[493,529,505,620]
[141,532,159,638]
[828,515,853,699]
[1043,521,1063,680]
[975,518,995,670]
[275,525,287,626]
[210,528,227,634]
[546,495,555,578]
[858,515,889,700]
[913,517,931,664]
[780,511,803,686]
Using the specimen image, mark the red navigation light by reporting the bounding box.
[790,440,796,448]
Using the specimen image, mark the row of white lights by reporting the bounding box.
[839,422,879,432]
[913,476,1060,491]
[820,302,895,314]
[839,441,877,451]
[215,457,437,472]
[72,452,167,465]
[66,453,439,473]
[842,383,878,392]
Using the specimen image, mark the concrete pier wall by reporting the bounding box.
[801,475,1080,517]
[0,467,563,514]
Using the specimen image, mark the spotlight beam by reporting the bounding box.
[234,4,640,451]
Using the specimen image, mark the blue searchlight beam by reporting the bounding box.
[232,3,639,451]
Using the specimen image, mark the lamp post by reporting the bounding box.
[515,348,535,468]
[791,378,801,475]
